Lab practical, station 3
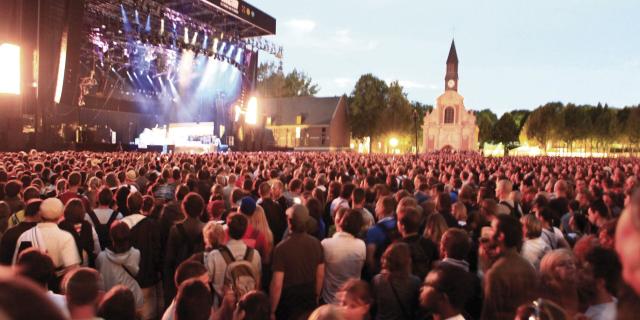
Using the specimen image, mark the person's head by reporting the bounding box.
[258,182,272,199]
[63,268,104,312]
[22,186,40,202]
[174,260,209,288]
[588,199,610,227]
[496,179,513,199]
[598,218,617,249]
[440,228,471,260]
[351,188,366,207]
[381,242,412,277]
[126,191,143,213]
[98,187,113,207]
[584,246,622,297]
[271,181,284,198]
[97,285,136,320]
[233,290,270,320]
[436,192,452,213]
[479,198,498,220]
[308,304,346,320]
[110,220,132,253]
[424,213,449,244]
[520,213,543,240]
[239,196,257,216]
[341,183,356,199]
[337,209,364,237]
[227,212,249,240]
[4,180,23,198]
[540,249,577,285]
[0,276,67,320]
[336,279,372,320]
[203,221,225,250]
[491,214,523,252]
[24,198,42,219]
[207,200,226,221]
[287,204,310,233]
[15,248,55,288]
[63,198,86,224]
[398,207,422,237]
[68,171,82,188]
[375,195,395,220]
[615,198,640,296]
[420,264,473,315]
[175,279,212,320]
[182,192,205,219]
[40,197,65,222]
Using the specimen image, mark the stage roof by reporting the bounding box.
[160,0,276,37]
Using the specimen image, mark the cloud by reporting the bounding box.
[334,77,354,88]
[399,80,426,89]
[284,19,316,34]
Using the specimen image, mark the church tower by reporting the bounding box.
[445,40,458,92]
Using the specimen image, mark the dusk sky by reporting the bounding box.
[251,0,639,115]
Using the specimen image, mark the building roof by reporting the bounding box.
[447,40,458,64]
[260,96,343,126]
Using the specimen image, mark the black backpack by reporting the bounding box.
[175,223,204,264]
[87,209,120,250]
[499,201,521,218]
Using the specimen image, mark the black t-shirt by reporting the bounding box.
[0,222,38,265]
[401,234,439,280]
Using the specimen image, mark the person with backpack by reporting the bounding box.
[206,212,261,309]
[95,221,143,310]
[398,207,439,280]
[58,199,100,268]
[121,192,162,320]
[365,196,398,279]
[85,187,122,250]
[163,192,207,308]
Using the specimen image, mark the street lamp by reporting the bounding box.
[389,137,399,153]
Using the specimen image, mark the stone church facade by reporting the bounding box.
[423,40,479,152]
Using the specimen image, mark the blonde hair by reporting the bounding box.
[424,213,449,244]
[452,201,467,222]
[540,249,575,280]
[521,213,543,239]
[248,205,274,247]
[202,221,225,250]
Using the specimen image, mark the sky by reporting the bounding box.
[249,0,640,116]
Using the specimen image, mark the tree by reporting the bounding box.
[256,62,319,98]
[493,113,519,153]
[508,109,531,135]
[348,74,388,152]
[625,106,640,155]
[381,81,413,134]
[475,109,498,146]
[410,101,433,152]
[525,102,563,152]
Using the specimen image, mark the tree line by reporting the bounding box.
[256,64,640,154]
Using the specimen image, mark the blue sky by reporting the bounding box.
[250,0,639,115]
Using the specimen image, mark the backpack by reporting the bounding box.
[176,223,204,264]
[218,245,258,300]
[499,201,521,218]
[87,209,119,250]
[374,219,401,261]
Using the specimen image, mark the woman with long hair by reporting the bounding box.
[539,249,579,317]
[248,205,273,263]
[372,242,421,320]
[423,213,449,245]
[337,279,373,320]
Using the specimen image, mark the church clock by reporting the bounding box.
[447,79,456,89]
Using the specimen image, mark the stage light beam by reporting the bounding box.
[212,38,219,53]
[54,31,69,103]
[145,14,151,32]
[184,27,189,44]
[160,18,165,34]
[246,97,258,125]
[191,32,198,45]
[0,44,21,95]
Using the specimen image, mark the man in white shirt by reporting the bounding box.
[351,188,375,231]
[13,198,80,277]
[321,209,366,304]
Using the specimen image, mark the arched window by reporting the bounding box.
[444,107,454,124]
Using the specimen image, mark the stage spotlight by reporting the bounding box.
[160,18,165,34]
[202,34,208,49]
[145,14,151,32]
[135,10,140,25]
[246,96,258,125]
[54,30,68,103]
[184,27,189,44]
[191,32,198,45]
[0,43,20,95]
[235,48,243,64]
[212,38,219,53]
[219,42,226,54]
[226,45,235,58]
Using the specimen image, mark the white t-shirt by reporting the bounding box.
[521,237,551,270]
[13,223,81,270]
[321,231,366,304]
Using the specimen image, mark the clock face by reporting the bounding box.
[447,79,455,89]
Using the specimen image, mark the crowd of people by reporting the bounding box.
[0,150,640,320]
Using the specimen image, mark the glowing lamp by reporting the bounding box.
[0,43,20,95]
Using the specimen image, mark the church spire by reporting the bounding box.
[447,40,458,64]
[445,39,459,91]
